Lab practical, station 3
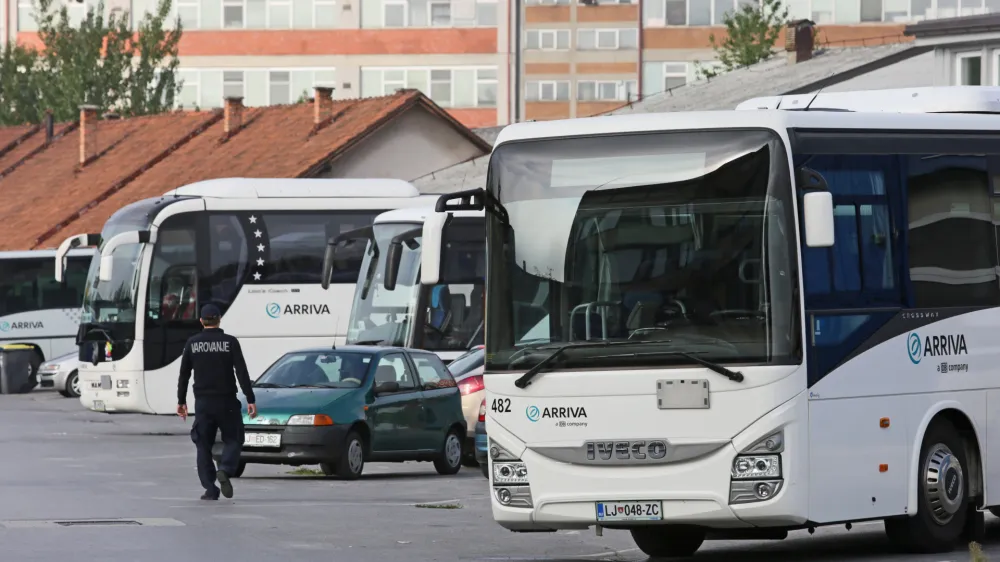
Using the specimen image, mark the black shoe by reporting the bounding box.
[200,492,219,501]
[217,470,233,499]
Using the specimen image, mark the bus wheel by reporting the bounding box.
[630,525,704,558]
[884,420,968,553]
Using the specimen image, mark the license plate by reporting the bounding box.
[596,501,662,522]
[92,400,105,412]
[244,432,281,447]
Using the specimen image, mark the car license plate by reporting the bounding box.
[244,432,281,447]
[596,501,662,522]
[92,400,105,412]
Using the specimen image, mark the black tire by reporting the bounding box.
[630,526,705,558]
[481,462,489,479]
[462,455,479,468]
[434,429,463,475]
[64,371,80,398]
[883,419,969,553]
[232,461,246,478]
[326,430,365,480]
[989,507,1000,518]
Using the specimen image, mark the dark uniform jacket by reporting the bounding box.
[177,328,256,405]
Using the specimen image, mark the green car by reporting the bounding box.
[213,345,467,480]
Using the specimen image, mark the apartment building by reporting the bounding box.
[6,0,509,128]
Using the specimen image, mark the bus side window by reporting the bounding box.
[207,214,250,313]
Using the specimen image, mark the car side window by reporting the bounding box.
[375,353,417,391]
[412,354,456,390]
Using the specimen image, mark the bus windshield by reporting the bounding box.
[346,222,422,346]
[484,129,801,372]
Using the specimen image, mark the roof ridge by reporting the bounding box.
[32,110,225,249]
[0,121,80,183]
[0,125,42,162]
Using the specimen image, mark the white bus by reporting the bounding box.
[326,203,485,362]
[54,178,434,415]
[0,249,95,370]
[421,87,1000,556]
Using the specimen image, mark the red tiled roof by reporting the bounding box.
[0,90,490,251]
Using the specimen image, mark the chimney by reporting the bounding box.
[223,96,244,134]
[79,104,99,165]
[44,110,54,145]
[785,19,816,64]
[313,86,335,125]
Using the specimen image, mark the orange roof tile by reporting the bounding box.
[0,90,489,251]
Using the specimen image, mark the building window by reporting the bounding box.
[430,1,452,24]
[314,0,337,26]
[223,71,245,99]
[268,0,292,27]
[526,29,571,50]
[526,81,570,101]
[475,0,498,25]
[957,53,982,85]
[577,80,637,101]
[17,0,36,30]
[577,28,638,50]
[664,62,688,89]
[525,0,571,4]
[269,71,292,104]
[430,69,452,106]
[384,0,407,26]
[476,68,497,107]
[178,70,200,108]
[177,0,200,28]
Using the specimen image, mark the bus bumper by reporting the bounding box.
[78,371,150,413]
[488,392,809,532]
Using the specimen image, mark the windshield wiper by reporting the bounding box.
[596,350,744,383]
[351,339,386,346]
[514,340,650,389]
[253,382,288,388]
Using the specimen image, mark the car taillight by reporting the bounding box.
[459,375,484,396]
[478,399,486,422]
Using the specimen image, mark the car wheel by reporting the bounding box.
[434,429,463,475]
[883,419,969,553]
[630,526,705,558]
[232,461,246,478]
[328,431,365,480]
[65,371,81,398]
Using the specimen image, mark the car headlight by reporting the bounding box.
[286,414,333,426]
[492,461,528,485]
[40,363,58,372]
[731,455,781,479]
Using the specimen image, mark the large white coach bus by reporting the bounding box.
[0,248,95,368]
[422,87,1000,556]
[324,203,485,362]
[54,178,433,415]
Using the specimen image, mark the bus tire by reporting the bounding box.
[630,526,704,558]
[989,507,1000,519]
[884,419,969,553]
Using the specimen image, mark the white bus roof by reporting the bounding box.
[735,86,1000,113]
[494,102,1000,147]
[0,248,94,259]
[163,178,422,199]
[374,206,486,224]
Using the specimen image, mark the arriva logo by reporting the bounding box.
[908,332,922,364]
[0,321,9,332]
[265,303,281,319]
[526,405,540,422]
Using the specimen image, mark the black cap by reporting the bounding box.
[200,304,221,320]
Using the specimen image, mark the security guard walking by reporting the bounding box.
[177,304,257,500]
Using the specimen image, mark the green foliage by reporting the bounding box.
[970,541,987,562]
[702,0,790,78]
[0,0,182,126]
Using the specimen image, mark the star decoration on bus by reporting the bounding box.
[257,243,265,252]
[249,215,257,224]
[256,258,264,267]
[253,272,261,281]
[254,230,262,238]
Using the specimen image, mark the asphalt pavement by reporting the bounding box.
[3,390,1000,562]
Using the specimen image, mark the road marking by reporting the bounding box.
[166,499,465,509]
[0,518,185,528]
[478,548,640,561]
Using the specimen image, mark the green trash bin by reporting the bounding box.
[0,344,39,394]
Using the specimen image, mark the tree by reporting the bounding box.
[0,0,182,126]
[701,0,790,78]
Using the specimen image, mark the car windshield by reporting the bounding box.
[448,347,484,377]
[484,129,801,371]
[256,351,373,388]
[346,222,421,347]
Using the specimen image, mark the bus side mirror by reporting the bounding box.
[384,242,403,291]
[421,212,448,286]
[802,191,835,248]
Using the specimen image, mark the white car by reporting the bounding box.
[37,351,83,398]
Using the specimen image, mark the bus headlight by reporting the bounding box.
[489,439,533,508]
[729,430,784,505]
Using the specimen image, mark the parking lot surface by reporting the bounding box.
[4,391,1000,562]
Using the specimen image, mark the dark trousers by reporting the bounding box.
[190,395,244,495]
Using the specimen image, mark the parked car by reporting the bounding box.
[449,346,484,467]
[37,351,83,398]
[475,398,488,478]
[216,345,467,480]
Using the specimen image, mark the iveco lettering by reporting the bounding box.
[54,178,436,415]
[417,87,1000,558]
